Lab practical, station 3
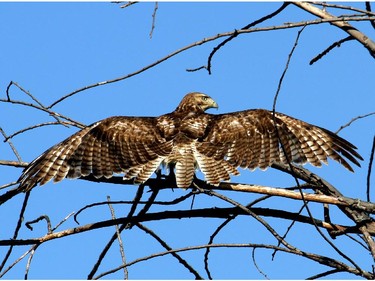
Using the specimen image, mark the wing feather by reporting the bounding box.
[197,109,362,175]
[18,116,172,191]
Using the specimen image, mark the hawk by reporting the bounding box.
[18,92,362,191]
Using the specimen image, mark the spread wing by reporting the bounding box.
[194,109,362,184]
[17,107,363,191]
[18,116,173,191]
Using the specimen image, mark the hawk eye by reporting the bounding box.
[202,96,208,101]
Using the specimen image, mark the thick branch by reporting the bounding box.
[0,206,371,247]
[80,175,375,214]
[272,162,375,260]
[293,2,375,58]
[2,171,375,214]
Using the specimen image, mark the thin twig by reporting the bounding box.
[107,196,128,280]
[367,136,375,211]
[206,2,290,74]
[51,212,75,232]
[0,192,30,273]
[73,191,195,224]
[74,192,194,224]
[365,2,375,29]
[335,112,375,134]
[204,217,233,280]
[0,127,22,162]
[149,2,158,39]
[45,15,375,108]
[202,186,296,252]
[0,181,19,190]
[204,194,273,279]
[0,245,38,279]
[4,121,81,142]
[315,2,375,16]
[271,25,311,257]
[6,81,68,126]
[6,81,44,108]
[272,204,306,260]
[252,248,269,279]
[119,1,138,9]
[94,242,373,279]
[87,184,145,279]
[272,25,305,109]
[136,222,203,279]
[24,247,37,280]
[310,36,354,65]
[0,98,85,128]
[270,28,369,270]
[25,215,52,234]
[24,213,74,279]
[307,269,343,280]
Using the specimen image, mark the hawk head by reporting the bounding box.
[176,92,218,113]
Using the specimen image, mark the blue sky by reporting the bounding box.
[0,2,374,279]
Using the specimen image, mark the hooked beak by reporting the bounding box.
[210,100,219,110]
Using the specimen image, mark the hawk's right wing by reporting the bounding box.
[18,116,173,191]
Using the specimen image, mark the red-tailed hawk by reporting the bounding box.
[18,92,362,191]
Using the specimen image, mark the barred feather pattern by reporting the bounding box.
[18,117,173,191]
[18,93,362,191]
[198,109,362,174]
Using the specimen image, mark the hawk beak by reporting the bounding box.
[211,100,219,110]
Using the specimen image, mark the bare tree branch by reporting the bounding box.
[365,2,375,30]
[293,2,375,58]
[46,15,375,108]
[119,1,138,9]
[94,243,373,279]
[3,204,374,247]
[367,136,375,203]
[315,2,375,16]
[106,196,128,280]
[205,2,290,74]
[336,112,375,133]
[0,192,30,274]
[135,222,203,279]
[310,36,354,65]
[149,2,158,39]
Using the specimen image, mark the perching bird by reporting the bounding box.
[18,92,362,191]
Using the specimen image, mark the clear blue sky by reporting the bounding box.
[0,2,374,279]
